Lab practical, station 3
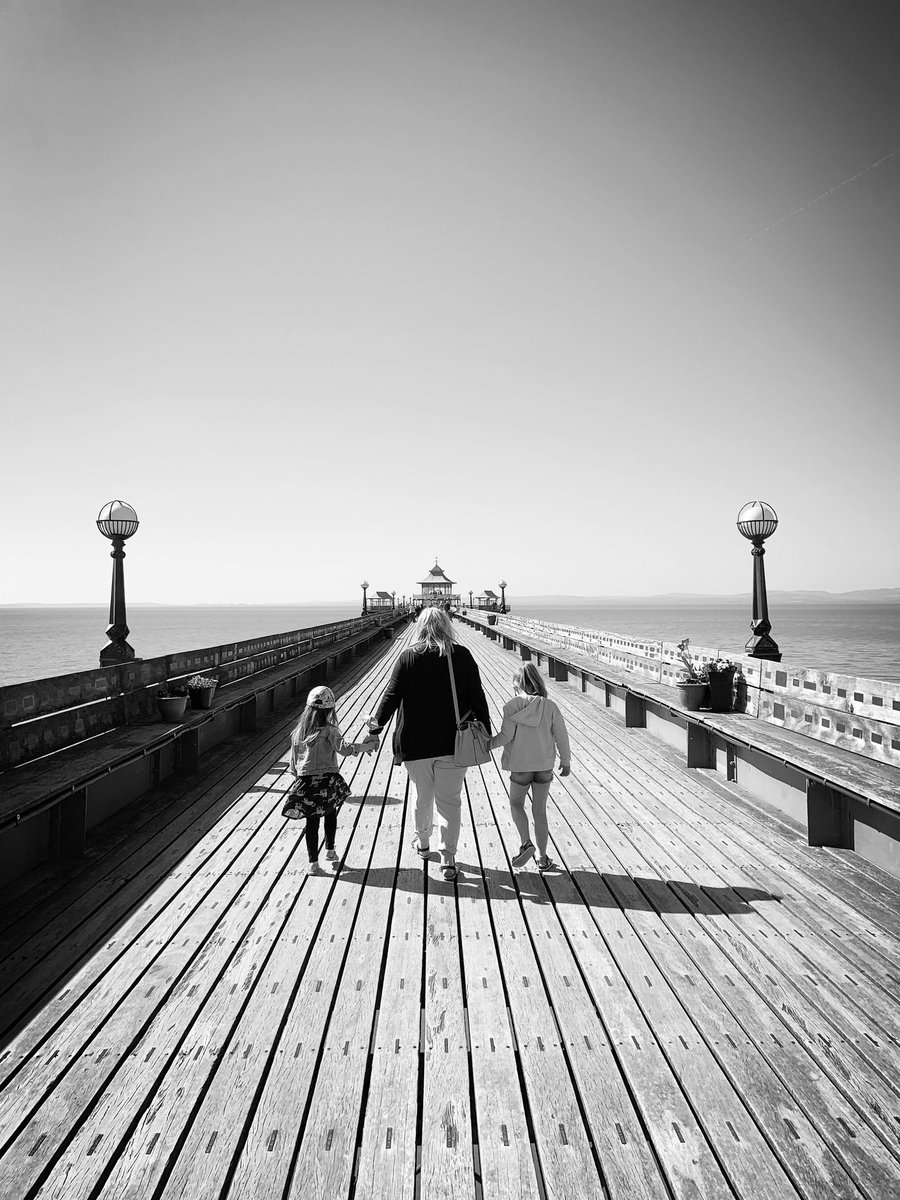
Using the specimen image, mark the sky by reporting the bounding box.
[2,0,898,604]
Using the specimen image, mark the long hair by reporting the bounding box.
[292,704,338,742]
[512,662,547,698]
[411,605,457,657]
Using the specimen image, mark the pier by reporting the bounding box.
[2,618,900,1199]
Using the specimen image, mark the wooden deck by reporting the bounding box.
[1,621,899,1200]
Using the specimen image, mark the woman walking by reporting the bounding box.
[368,607,490,880]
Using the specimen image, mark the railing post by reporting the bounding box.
[807,780,852,847]
[624,693,645,728]
[686,724,714,768]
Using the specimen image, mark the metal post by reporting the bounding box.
[100,537,135,664]
[746,541,780,660]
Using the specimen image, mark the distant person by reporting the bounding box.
[367,607,490,881]
[283,686,377,875]
[491,663,571,872]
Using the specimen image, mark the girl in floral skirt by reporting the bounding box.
[283,685,377,874]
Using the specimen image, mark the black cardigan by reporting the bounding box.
[371,644,491,764]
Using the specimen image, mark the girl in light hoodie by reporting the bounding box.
[491,663,571,871]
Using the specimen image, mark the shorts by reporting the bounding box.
[510,769,554,786]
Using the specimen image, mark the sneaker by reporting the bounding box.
[511,842,536,869]
[325,849,339,862]
[307,861,324,876]
[283,805,301,820]
[411,835,431,859]
[536,856,556,873]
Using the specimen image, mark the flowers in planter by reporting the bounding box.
[187,675,217,690]
[675,639,704,683]
[157,685,187,698]
[700,657,738,680]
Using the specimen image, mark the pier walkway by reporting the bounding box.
[1,621,899,1199]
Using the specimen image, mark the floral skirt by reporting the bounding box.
[283,772,350,818]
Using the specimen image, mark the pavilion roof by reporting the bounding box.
[416,559,455,586]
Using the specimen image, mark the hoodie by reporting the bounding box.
[490,695,571,773]
[290,725,364,777]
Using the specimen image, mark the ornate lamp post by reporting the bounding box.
[361,580,369,615]
[97,500,140,665]
[391,591,396,609]
[737,500,781,661]
[498,579,508,614]
[468,589,473,608]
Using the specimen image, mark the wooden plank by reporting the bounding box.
[95,726,392,1199]
[462,767,609,1199]
[565,779,900,1169]
[355,775,425,1200]
[0,797,299,1194]
[551,795,890,1200]
[223,640,410,1198]
[418,861,474,1197]
[0,767,289,1051]
[157,736,393,1198]
[592,712,900,987]
[455,795,541,1200]
[286,754,405,1197]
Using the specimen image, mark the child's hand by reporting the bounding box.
[559,765,571,777]
[361,735,379,754]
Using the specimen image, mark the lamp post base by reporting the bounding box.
[745,630,781,661]
[100,640,137,665]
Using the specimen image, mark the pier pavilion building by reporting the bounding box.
[368,590,395,609]
[415,559,460,608]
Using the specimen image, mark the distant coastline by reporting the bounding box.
[4,588,899,608]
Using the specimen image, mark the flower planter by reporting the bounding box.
[706,669,736,713]
[157,695,188,722]
[189,684,216,710]
[676,681,708,712]
[486,614,498,626]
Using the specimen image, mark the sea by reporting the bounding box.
[1,602,899,688]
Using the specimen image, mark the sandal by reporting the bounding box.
[441,861,459,882]
[411,835,431,860]
[536,856,556,873]
[511,842,535,869]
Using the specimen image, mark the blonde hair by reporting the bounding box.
[512,662,547,697]
[411,606,457,656]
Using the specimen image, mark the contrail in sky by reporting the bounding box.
[742,146,900,244]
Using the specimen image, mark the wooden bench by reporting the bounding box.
[0,614,406,885]
[463,612,900,877]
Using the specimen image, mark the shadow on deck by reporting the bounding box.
[1,622,898,1200]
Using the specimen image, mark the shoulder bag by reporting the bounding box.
[447,648,492,767]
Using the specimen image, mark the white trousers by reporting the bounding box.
[405,755,467,857]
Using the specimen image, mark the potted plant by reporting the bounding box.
[674,639,709,712]
[187,674,218,710]
[156,686,188,722]
[703,658,738,713]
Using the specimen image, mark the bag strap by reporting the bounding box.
[446,648,462,728]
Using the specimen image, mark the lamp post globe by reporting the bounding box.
[360,580,369,615]
[97,501,140,665]
[498,579,508,614]
[737,500,781,661]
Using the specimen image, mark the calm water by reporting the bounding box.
[1,602,898,686]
